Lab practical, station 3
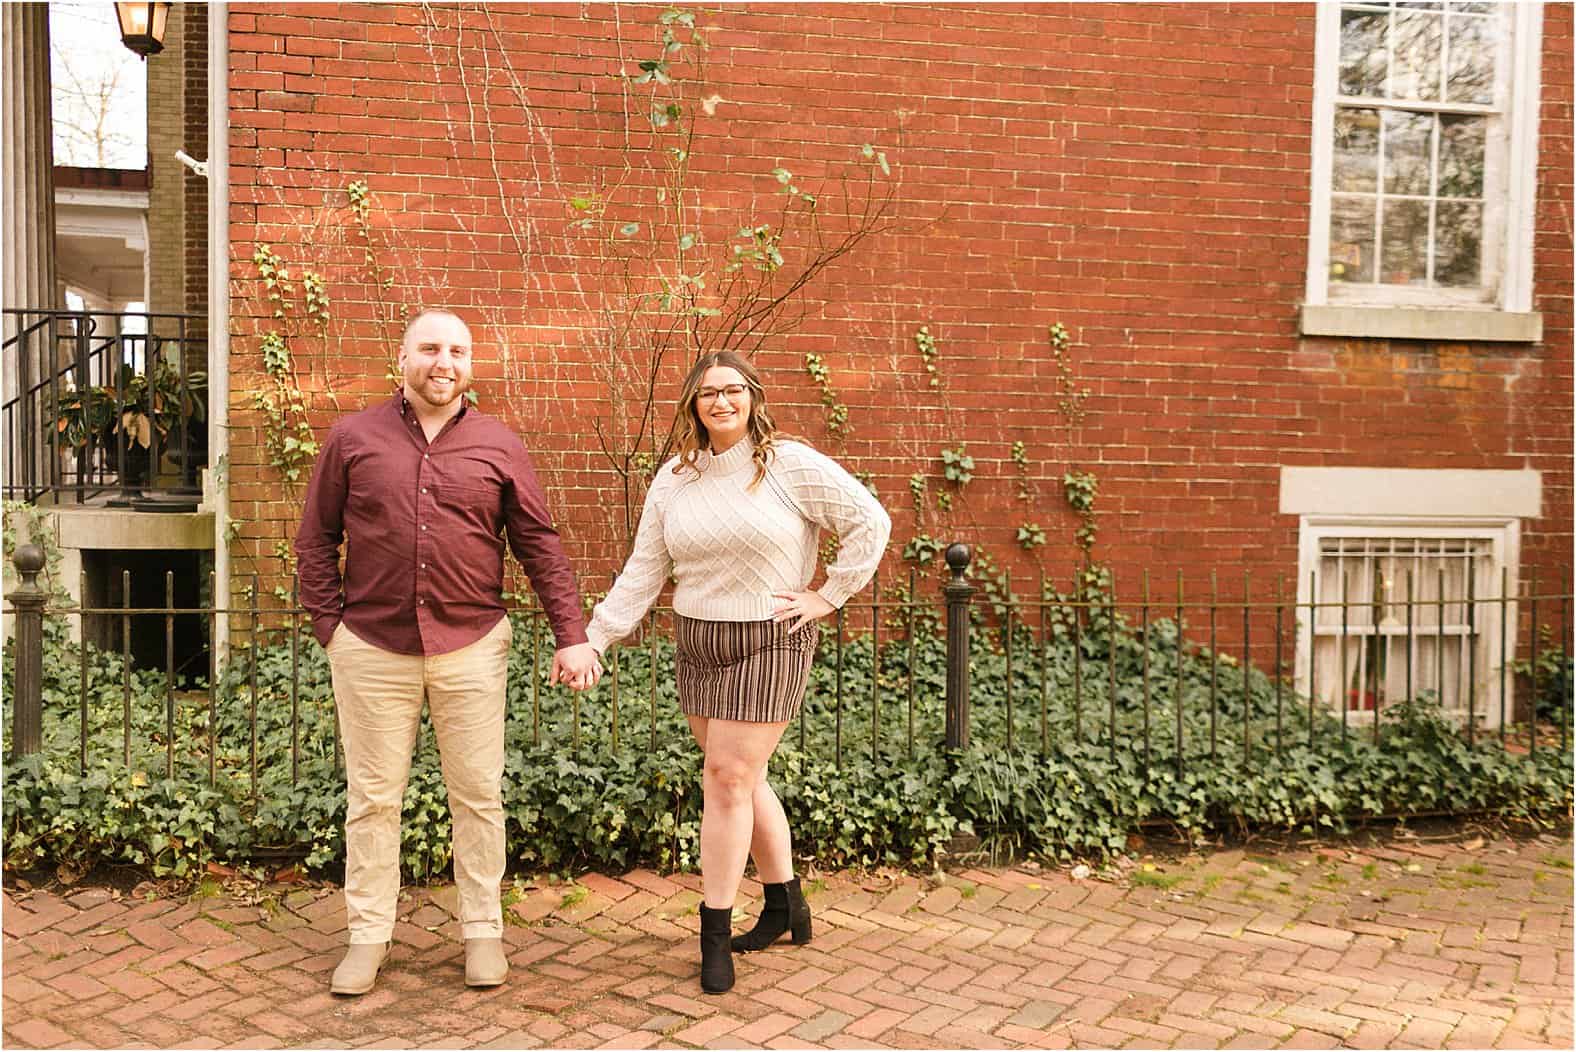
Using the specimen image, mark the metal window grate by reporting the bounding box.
[1313,536,1495,716]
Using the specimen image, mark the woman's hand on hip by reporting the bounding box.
[771,591,835,633]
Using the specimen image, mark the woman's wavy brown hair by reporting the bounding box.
[671,351,783,488]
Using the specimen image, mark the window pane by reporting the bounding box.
[1446,13,1497,104]
[1381,199,1430,284]
[1437,115,1485,197]
[1311,535,1495,717]
[1330,197,1377,283]
[1334,108,1381,192]
[1382,110,1434,196]
[1340,9,1388,96]
[1391,10,1443,100]
[1448,2,1494,12]
[1435,201,1483,286]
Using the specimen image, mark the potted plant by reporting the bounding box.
[50,362,207,487]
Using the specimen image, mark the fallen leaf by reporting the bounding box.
[1463,837,1485,851]
[1071,864,1091,880]
[205,862,237,879]
[55,863,83,886]
[272,865,305,884]
[1405,863,1422,873]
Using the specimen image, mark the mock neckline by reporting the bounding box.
[706,437,755,477]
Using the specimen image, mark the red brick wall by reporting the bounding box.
[225,3,1573,624]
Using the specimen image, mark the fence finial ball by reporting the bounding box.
[12,543,45,580]
[944,542,971,576]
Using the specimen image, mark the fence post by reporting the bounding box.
[944,542,975,750]
[9,544,47,757]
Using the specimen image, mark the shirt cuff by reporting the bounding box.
[815,582,855,610]
[312,615,341,649]
[552,622,590,650]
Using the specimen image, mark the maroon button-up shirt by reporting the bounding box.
[294,394,588,655]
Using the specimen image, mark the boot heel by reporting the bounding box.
[784,876,813,947]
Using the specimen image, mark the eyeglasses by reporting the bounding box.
[696,384,749,404]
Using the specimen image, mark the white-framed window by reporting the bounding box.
[1295,522,1516,726]
[1280,467,1541,727]
[1302,1,1543,342]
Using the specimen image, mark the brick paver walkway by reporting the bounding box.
[3,829,1571,1050]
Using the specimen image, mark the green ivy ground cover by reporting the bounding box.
[4,610,1570,881]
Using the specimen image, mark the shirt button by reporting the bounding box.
[418,598,425,605]
[421,525,428,531]
[421,487,428,494]
[424,454,430,460]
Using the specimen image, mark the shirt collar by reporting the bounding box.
[396,389,470,424]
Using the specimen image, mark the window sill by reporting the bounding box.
[1299,304,1543,343]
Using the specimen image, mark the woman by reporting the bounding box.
[584,351,890,994]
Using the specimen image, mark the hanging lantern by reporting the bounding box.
[114,2,171,59]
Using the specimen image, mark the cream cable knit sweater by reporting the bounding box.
[586,438,892,655]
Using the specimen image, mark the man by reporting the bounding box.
[296,308,602,995]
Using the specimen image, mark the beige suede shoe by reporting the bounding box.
[465,937,509,987]
[330,942,388,995]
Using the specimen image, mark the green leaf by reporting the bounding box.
[619,223,641,237]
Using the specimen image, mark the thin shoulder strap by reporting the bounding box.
[761,454,808,521]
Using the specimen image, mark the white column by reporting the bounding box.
[2,3,58,499]
[1,3,57,326]
[209,1,231,660]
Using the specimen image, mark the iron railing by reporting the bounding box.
[2,308,207,505]
[7,544,1572,791]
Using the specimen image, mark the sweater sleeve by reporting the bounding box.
[775,443,892,609]
[586,468,675,654]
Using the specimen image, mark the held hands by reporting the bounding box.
[771,590,836,633]
[552,642,604,692]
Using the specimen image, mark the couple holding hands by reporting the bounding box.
[294,309,891,997]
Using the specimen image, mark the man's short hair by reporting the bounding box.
[400,308,468,347]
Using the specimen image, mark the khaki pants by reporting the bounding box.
[327,617,512,944]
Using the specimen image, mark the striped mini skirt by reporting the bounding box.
[673,615,820,723]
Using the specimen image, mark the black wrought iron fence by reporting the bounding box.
[6,544,1571,793]
[2,308,207,505]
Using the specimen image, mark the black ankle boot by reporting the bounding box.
[731,877,812,953]
[698,904,735,994]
